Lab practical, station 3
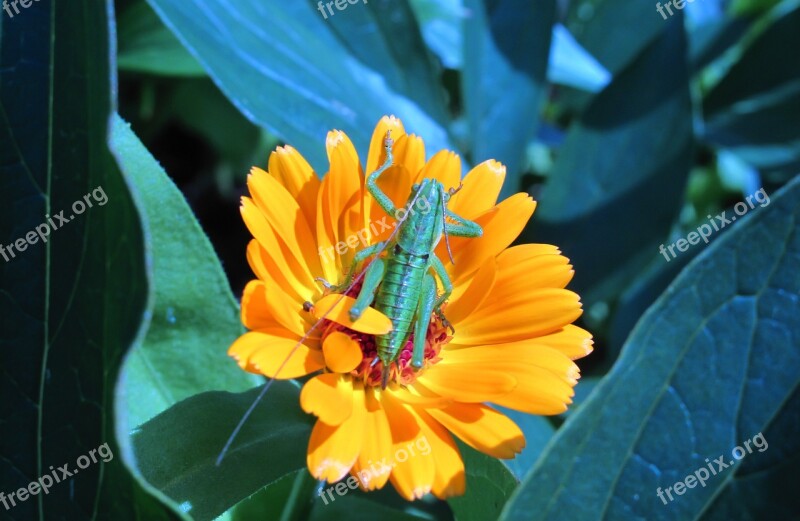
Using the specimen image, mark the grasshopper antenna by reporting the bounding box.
[216,166,427,466]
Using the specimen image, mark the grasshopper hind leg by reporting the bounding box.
[411,273,438,370]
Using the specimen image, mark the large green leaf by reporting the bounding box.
[321,0,448,125]
[145,0,454,172]
[109,114,261,431]
[702,2,800,174]
[462,0,555,198]
[531,16,693,307]
[448,444,519,521]
[0,0,172,518]
[564,0,667,76]
[500,175,800,520]
[130,383,313,521]
[117,1,206,76]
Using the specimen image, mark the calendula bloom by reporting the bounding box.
[229,115,593,500]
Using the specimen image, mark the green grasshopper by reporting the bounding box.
[217,133,482,464]
[319,133,483,387]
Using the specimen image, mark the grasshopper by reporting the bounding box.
[319,133,483,387]
[217,133,482,464]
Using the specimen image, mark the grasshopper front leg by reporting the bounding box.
[444,208,482,238]
[366,133,398,216]
[315,241,386,292]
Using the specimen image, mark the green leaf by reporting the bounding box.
[145,0,454,171]
[448,443,519,521]
[118,1,206,76]
[500,175,800,520]
[531,17,693,307]
[409,0,465,69]
[702,2,800,173]
[462,0,555,198]
[323,0,449,125]
[110,114,261,431]
[548,24,610,92]
[131,383,314,521]
[0,0,174,518]
[564,0,667,76]
[228,470,318,521]
[308,494,439,521]
[495,408,555,480]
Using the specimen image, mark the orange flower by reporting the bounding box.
[229,116,592,500]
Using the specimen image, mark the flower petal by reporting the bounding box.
[240,280,282,331]
[241,199,318,300]
[323,331,364,373]
[301,373,353,425]
[267,145,320,228]
[415,409,465,498]
[420,149,461,191]
[230,331,323,379]
[447,159,506,220]
[382,394,435,500]
[307,383,366,483]
[366,115,406,177]
[415,363,516,402]
[351,388,394,490]
[527,324,594,360]
[454,288,583,345]
[313,294,393,335]
[437,193,537,285]
[445,257,496,325]
[427,404,525,459]
[247,168,321,276]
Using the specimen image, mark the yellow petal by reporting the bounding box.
[420,149,461,192]
[240,199,318,300]
[415,364,516,402]
[385,382,452,408]
[351,388,394,490]
[427,404,525,459]
[415,409,465,499]
[245,239,317,304]
[300,373,353,425]
[395,133,426,182]
[230,331,323,379]
[493,247,574,296]
[444,257,496,325]
[267,145,320,228]
[454,288,583,345]
[447,159,506,220]
[247,168,321,276]
[527,324,594,360]
[323,331,364,373]
[437,193,537,285]
[307,383,366,483]
[366,115,406,177]
[382,393,435,500]
[240,280,283,331]
[312,294,392,335]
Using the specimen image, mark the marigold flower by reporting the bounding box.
[229,115,593,500]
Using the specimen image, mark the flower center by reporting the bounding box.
[321,281,450,387]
